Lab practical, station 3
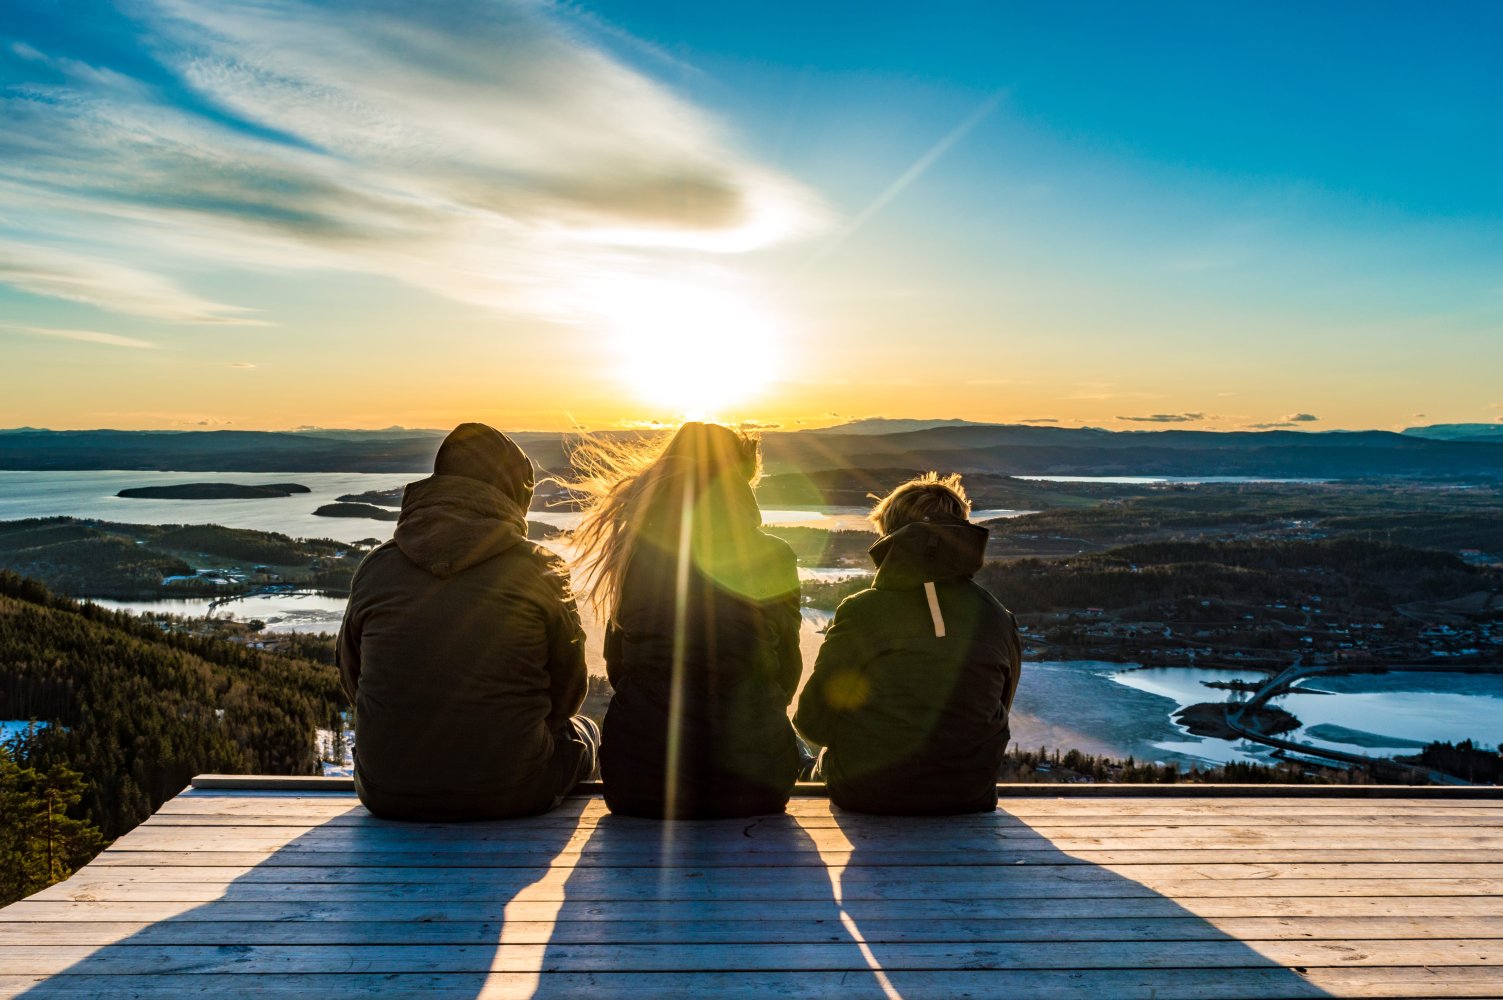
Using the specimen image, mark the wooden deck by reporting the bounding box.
[3,780,1503,998]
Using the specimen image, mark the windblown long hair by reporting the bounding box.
[567,422,762,616]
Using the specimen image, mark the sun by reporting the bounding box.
[594,276,783,420]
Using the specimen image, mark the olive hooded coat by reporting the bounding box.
[337,425,589,820]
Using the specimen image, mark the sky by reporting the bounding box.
[1,0,1501,433]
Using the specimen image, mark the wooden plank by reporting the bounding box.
[33,875,1503,903]
[86,848,1503,867]
[99,827,1503,854]
[7,967,1503,1000]
[5,914,1503,947]
[11,893,1503,923]
[70,861,1503,884]
[5,939,1503,976]
[124,818,1503,837]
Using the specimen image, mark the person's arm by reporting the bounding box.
[335,612,360,704]
[773,590,802,705]
[603,619,625,690]
[335,561,368,704]
[768,543,803,705]
[538,554,588,732]
[793,596,874,747]
[1001,610,1023,712]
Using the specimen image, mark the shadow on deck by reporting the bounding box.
[3,779,1502,998]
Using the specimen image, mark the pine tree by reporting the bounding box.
[0,747,105,905]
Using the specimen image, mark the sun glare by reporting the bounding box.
[594,277,783,421]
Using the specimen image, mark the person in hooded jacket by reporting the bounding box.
[794,472,1021,815]
[570,422,803,819]
[337,423,596,821]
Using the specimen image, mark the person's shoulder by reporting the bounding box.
[351,540,403,578]
[514,539,572,578]
[754,529,798,565]
[505,540,582,606]
[830,584,882,618]
[958,578,1015,618]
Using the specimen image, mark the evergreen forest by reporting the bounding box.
[0,571,344,904]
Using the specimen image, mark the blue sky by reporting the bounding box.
[1,1,1500,430]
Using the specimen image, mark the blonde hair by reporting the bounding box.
[567,422,762,615]
[868,472,970,535]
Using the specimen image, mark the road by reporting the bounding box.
[1224,660,1471,785]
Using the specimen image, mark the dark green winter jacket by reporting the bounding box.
[337,474,588,820]
[794,518,1021,814]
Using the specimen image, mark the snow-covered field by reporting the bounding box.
[315,717,355,777]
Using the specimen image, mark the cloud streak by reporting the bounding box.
[0,1,823,323]
[0,323,157,349]
[1117,412,1206,424]
[1248,412,1319,429]
[0,240,260,324]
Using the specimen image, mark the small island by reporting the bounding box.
[312,502,400,521]
[334,488,403,508]
[117,483,311,500]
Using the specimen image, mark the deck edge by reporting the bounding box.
[189,775,1503,798]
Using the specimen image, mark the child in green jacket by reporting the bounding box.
[794,473,1022,814]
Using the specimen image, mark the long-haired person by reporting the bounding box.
[571,422,803,819]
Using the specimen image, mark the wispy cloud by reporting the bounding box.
[1248,412,1319,429]
[0,323,157,349]
[0,0,823,323]
[0,241,261,324]
[1017,417,1059,424]
[1117,412,1206,424]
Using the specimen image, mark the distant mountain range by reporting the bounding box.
[1401,423,1503,442]
[804,418,1003,435]
[0,424,1500,480]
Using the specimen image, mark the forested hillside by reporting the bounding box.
[976,538,1494,616]
[0,572,344,852]
[0,518,365,598]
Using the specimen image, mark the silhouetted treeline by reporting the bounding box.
[0,571,345,840]
[1400,740,1503,784]
[998,745,1363,785]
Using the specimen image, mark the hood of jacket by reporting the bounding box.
[869,519,989,590]
[394,474,529,577]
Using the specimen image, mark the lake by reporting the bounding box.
[1097,665,1503,767]
[0,470,1027,543]
[1015,475,1329,485]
